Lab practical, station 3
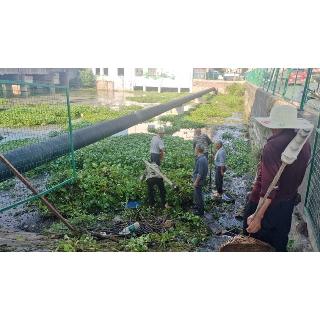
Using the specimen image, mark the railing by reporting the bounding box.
[246,68,320,112]
[0,68,68,75]
[193,70,244,81]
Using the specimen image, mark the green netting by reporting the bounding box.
[193,69,206,79]
[304,126,320,249]
[0,80,76,212]
[246,68,318,111]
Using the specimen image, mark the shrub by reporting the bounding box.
[226,83,245,96]
[69,76,81,89]
[79,69,96,88]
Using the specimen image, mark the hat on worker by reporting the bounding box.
[253,105,313,129]
[158,129,165,134]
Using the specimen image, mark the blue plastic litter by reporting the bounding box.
[124,200,142,208]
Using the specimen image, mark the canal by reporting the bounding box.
[0,89,197,232]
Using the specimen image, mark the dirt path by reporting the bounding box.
[0,227,58,252]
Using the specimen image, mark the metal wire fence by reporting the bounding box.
[193,69,225,80]
[246,68,320,112]
[304,117,320,249]
[0,80,76,213]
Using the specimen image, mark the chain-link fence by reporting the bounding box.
[304,117,320,249]
[193,69,225,80]
[246,68,320,112]
[0,80,76,212]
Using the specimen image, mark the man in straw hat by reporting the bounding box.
[243,105,312,251]
[150,129,165,166]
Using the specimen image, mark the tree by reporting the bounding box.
[79,69,96,88]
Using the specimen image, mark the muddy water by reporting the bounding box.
[69,90,151,108]
[197,119,253,252]
[0,174,53,233]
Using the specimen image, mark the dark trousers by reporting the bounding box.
[215,166,224,194]
[151,153,160,166]
[147,177,166,206]
[194,185,204,211]
[242,198,295,252]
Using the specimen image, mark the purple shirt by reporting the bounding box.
[250,129,311,206]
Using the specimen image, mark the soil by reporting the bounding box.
[0,227,58,252]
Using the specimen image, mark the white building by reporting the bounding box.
[92,68,193,92]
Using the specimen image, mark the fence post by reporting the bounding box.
[259,69,263,87]
[282,68,291,100]
[267,68,275,92]
[273,68,279,95]
[254,69,257,85]
[291,68,299,100]
[278,69,284,94]
[299,68,313,111]
[263,68,269,90]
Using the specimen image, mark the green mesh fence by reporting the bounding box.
[246,68,320,111]
[193,69,206,79]
[193,70,235,81]
[304,120,320,249]
[0,80,76,213]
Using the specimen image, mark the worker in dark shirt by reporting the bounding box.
[193,128,212,160]
[193,143,208,215]
[243,105,313,251]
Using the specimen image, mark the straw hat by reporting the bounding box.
[253,105,313,129]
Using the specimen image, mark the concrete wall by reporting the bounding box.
[193,80,245,94]
[96,80,114,91]
[0,68,78,85]
[244,82,320,251]
[67,69,79,81]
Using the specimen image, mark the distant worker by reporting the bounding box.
[193,128,212,160]
[140,162,166,207]
[213,140,226,198]
[150,129,165,166]
[193,143,208,215]
[193,128,212,186]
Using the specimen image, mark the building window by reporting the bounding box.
[118,68,124,76]
[103,68,108,76]
[135,68,143,76]
[148,68,157,77]
[95,68,100,75]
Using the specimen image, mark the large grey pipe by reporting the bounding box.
[0,87,215,182]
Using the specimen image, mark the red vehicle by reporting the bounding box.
[288,68,307,85]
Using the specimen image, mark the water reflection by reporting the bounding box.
[69,90,151,108]
[0,89,195,144]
